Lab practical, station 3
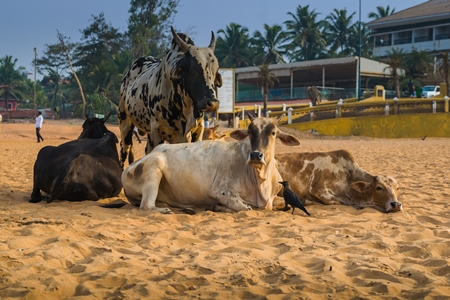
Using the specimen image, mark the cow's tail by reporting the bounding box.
[101,202,128,209]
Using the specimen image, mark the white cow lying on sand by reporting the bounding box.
[121,116,300,213]
[276,150,402,213]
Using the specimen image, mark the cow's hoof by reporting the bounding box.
[29,198,42,203]
[182,208,196,215]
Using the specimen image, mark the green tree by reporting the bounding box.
[383,48,407,98]
[215,23,253,68]
[0,56,29,110]
[368,5,396,20]
[21,78,46,109]
[127,0,179,59]
[284,5,326,61]
[75,13,124,80]
[405,48,432,80]
[36,42,69,110]
[74,93,117,117]
[347,22,373,57]
[257,64,279,115]
[251,24,287,65]
[325,9,356,55]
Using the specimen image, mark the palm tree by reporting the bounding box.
[437,51,450,97]
[215,23,253,68]
[284,5,327,61]
[383,48,407,98]
[257,64,279,115]
[251,24,287,65]
[347,22,373,57]
[368,5,396,20]
[405,48,432,80]
[0,56,29,110]
[325,9,356,56]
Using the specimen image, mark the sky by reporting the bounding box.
[2,0,425,79]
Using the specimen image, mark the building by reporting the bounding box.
[0,99,18,111]
[367,0,450,57]
[234,57,400,102]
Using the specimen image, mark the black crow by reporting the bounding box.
[279,181,310,216]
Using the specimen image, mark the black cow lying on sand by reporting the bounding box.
[30,114,122,203]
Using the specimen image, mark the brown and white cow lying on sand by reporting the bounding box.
[276,150,402,213]
[121,116,300,213]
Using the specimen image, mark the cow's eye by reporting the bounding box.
[376,186,383,191]
[271,131,276,136]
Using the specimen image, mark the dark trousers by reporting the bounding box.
[36,127,44,142]
[133,130,141,143]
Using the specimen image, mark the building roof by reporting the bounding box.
[366,0,450,29]
[235,57,399,88]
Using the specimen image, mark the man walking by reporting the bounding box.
[35,111,44,143]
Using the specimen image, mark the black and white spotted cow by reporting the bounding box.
[118,26,222,167]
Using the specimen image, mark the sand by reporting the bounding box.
[1,119,450,299]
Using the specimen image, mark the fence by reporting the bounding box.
[236,86,370,102]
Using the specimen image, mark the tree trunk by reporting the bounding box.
[263,84,268,116]
[4,90,9,111]
[58,32,86,116]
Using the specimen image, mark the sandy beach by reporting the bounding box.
[1,119,450,299]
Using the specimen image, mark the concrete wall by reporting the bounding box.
[285,113,450,138]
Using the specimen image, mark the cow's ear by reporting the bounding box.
[215,72,222,88]
[277,132,300,146]
[350,181,371,193]
[229,129,249,141]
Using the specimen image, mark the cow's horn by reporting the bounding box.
[247,113,255,121]
[208,31,216,50]
[103,112,111,122]
[171,26,189,53]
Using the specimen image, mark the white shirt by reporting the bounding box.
[35,115,43,128]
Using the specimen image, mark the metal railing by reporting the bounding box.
[236,86,359,102]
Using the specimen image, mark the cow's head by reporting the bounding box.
[350,175,402,213]
[170,27,221,114]
[78,113,113,139]
[202,124,225,140]
[229,115,300,171]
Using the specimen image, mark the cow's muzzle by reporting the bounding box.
[247,151,266,167]
[205,99,219,112]
[387,201,402,212]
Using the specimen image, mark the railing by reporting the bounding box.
[268,96,450,125]
[414,36,433,43]
[236,86,359,102]
[375,40,391,47]
[393,38,412,45]
[436,33,450,40]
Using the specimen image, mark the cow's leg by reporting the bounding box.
[29,186,43,203]
[138,162,172,214]
[309,186,340,205]
[145,128,164,154]
[208,190,252,212]
[119,122,134,167]
[190,123,205,142]
[118,103,134,167]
